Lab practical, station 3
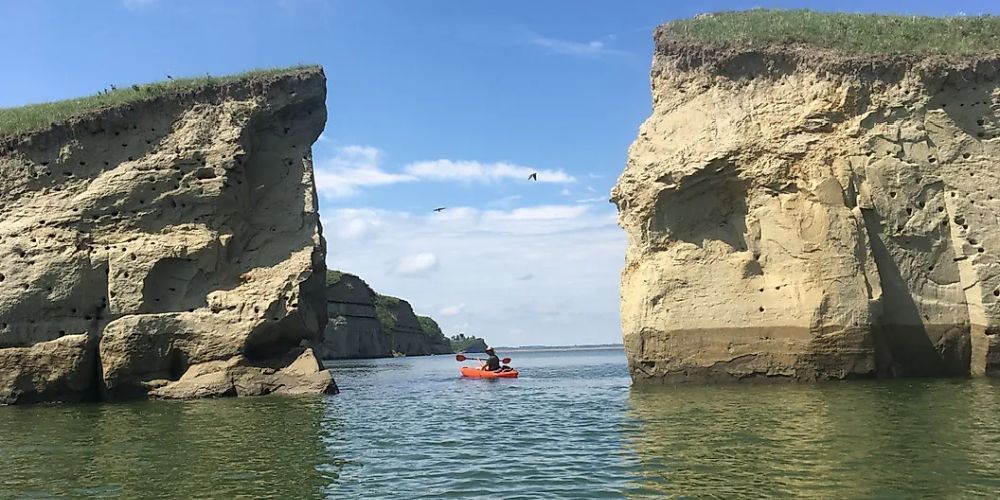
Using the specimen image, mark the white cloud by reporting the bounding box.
[529,36,626,58]
[314,145,416,198]
[439,303,466,316]
[313,147,574,197]
[404,160,574,184]
[390,252,439,276]
[323,204,624,346]
[485,204,589,221]
[576,196,608,204]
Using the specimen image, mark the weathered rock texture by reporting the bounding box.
[320,272,391,359]
[612,30,1000,382]
[319,272,452,359]
[0,67,337,403]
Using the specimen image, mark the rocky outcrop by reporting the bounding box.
[0,67,337,403]
[319,272,391,359]
[319,271,452,358]
[612,25,1000,382]
[451,337,488,353]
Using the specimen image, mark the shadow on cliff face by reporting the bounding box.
[925,69,1000,141]
[650,161,748,251]
[861,209,969,377]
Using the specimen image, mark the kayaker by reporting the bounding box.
[481,346,501,371]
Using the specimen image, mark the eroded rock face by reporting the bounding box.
[319,273,391,359]
[0,68,337,403]
[612,32,1000,382]
[318,273,452,359]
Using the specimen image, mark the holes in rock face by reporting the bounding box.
[890,191,897,198]
[906,207,913,215]
[938,207,945,212]
[963,224,970,230]
[123,272,130,279]
[759,307,765,312]
[963,153,972,159]
[21,283,28,290]
[969,238,978,245]
[915,177,922,184]
[758,287,764,292]
[122,143,128,148]
[928,265,935,272]
[917,201,925,209]
[129,253,137,261]
[928,157,937,164]
[994,289,999,297]
[978,247,985,253]
[977,119,985,126]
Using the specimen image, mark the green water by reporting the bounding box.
[1,349,998,498]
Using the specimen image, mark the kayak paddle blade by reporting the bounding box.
[455,354,468,362]
[501,357,511,364]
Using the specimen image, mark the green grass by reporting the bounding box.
[417,316,448,342]
[0,65,319,137]
[374,294,400,333]
[325,270,344,287]
[450,337,487,353]
[663,10,1000,55]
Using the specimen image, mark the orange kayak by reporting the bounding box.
[460,366,519,379]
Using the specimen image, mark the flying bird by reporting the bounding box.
[166,75,173,80]
[528,172,537,181]
[433,207,447,212]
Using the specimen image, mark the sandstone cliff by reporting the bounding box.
[0,67,336,403]
[319,271,452,358]
[612,15,1000,382]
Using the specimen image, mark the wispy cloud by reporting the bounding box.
[576,196,608,204]
[314,146,574,198]
[322,203,623,345]
[404,160,574,184]
[391,252,439,276]
[439,303,466,316]
[314,145,417,198]
[529,35,626,58]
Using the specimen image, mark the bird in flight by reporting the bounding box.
[166,75,173,80]
[528,172,537,181]
[433,207,447,212]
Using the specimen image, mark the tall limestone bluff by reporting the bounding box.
[612,18,1000,382]
[320,271,452,359]
[0,67,337,403]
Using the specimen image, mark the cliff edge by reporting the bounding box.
[320,270,453,358]
[0,67,337,402]
[612,11,1000,382]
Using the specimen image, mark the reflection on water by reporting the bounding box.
[2,349,1000,498]
[625,378,1000,497]
[0,396,339,498]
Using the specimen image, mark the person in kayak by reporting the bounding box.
[481,346,501,371]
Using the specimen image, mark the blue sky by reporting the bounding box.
[3,0,998,346]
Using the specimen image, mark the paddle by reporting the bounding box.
[455,354,511,364]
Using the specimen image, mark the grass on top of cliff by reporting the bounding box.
[0,65,319,137]
[665,10,1000,55]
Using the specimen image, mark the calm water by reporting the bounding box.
[1,348,999,498]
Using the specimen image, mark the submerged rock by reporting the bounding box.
[612,21,1000,382]
[0,67,337,403]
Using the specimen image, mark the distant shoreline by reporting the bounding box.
[493,344,623,352]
